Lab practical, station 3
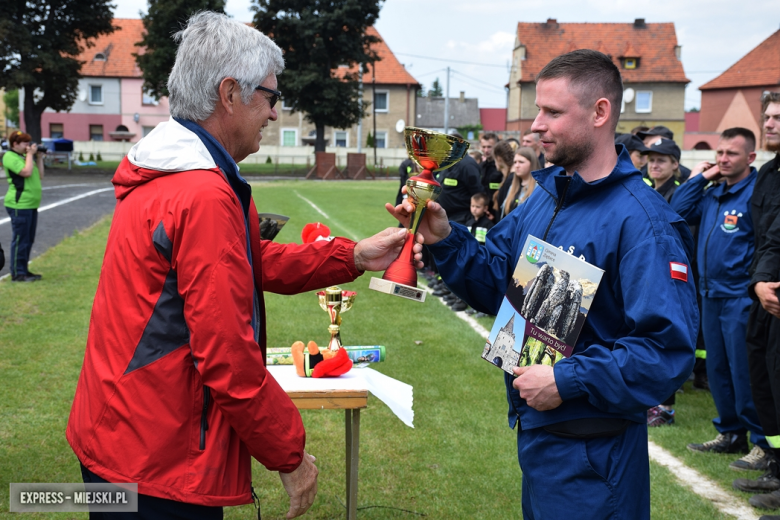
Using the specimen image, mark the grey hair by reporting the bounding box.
[168,11,284,122]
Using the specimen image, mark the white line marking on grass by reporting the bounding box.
[424,279,760,520]
[422,283,491,339]
[0,187,114,226]
[648,441,761,520]
[293,191,359,241]
[1,183,106,202]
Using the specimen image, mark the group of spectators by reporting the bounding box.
[646,93,780,517]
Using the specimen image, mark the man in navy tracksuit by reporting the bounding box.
[388,50,697,519]
[671,128,769,471]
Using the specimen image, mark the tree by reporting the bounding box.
[135,0,226,100]
[253,0,383,152]
[0,0,115,142]
[4,89,19,128]
[429,78,443,97]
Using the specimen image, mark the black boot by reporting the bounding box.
[734,458,780,493]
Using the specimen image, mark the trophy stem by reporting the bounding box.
[381,232,417,287]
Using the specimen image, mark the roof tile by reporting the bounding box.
[337,27,419,86]
[700,30,780,90]
[78,21,419,87]
[79,19,144,78]
[515,21,688,84]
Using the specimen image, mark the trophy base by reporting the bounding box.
[369,277,427,303]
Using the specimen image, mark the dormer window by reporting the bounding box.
[94,53,106,61]
[623,58,638,70]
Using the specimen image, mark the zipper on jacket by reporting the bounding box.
[199,386,210,450]
[702,201,722,297]
[543,177,571,241]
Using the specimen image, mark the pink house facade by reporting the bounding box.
[20,19,170,143]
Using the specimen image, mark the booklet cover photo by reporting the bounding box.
[482,235,604,375]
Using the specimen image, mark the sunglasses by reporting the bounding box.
[255,85,282,109]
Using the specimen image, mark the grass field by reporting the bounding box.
[47,161,394,178]
[0,179,763,519]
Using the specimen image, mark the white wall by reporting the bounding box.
[69,141,411,167]
[65,141,778,172]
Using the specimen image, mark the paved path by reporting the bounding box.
[0,171,116,279]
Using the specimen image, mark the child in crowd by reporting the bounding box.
[463,192,494,318]
[465,192,494,244]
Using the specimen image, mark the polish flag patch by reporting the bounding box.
[669,262,688,282]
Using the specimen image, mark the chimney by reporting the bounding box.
[634,18,647,28]
[544,18,558,28]
[459,91,465,102]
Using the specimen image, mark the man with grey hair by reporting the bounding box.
[388,49,697,519]
[67,12,413,519]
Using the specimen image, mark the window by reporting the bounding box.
[142,126,156,137]
[374,131,387,149]
[334,131,348,147]
[281,97,293,110]
[373,91,388,112]
[142,89,158,106]
[635,91,652,113]
[623,58,637,69]
[89,125,104,141]
[94,53,106,61]
[50,123,64,139]
[281,129,298,147]
[89,85,103,105]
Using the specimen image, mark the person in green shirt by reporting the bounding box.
[3,131,44,282]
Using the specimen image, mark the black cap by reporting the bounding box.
[615,133,649,153]
[641,138,681,162]
[637,125,674,140]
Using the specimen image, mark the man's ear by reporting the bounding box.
[593,98,611,128]
[748,151,757,165]
[217,77,240,116]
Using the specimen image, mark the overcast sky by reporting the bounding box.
[112,0,780,111]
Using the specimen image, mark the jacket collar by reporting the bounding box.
[709,167,757,200]
[532,144,641,202]
[174,117,252,219]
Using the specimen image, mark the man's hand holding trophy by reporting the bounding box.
[370,127,469,302]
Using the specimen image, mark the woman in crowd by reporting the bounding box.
[3,131,44,282]
[491,140,518,221]
[500,147,540,219]
[643,138,682,203]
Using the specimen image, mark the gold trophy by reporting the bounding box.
[369,127,469,302]
[317,286,357,351]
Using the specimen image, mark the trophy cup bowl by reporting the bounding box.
[317,286,357,351]
[369,127,469,302]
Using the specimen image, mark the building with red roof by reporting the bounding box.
[20,21,419,149]
[20,19,171,142]
[686,29,780,150]
[269,26,420,150]
[506,18,689,146]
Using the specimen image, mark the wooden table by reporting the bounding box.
[268,365,413,520]
[284,388,367,520]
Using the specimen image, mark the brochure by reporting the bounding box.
[482,235,604,374]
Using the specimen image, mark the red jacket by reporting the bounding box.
[66,119,361,506]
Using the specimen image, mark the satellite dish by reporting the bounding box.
[395,119,405,133]
[78,89,87,102]
[623,88,635,103]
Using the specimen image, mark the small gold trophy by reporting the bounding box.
[369,127,469,302]
[317,286,357,351]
